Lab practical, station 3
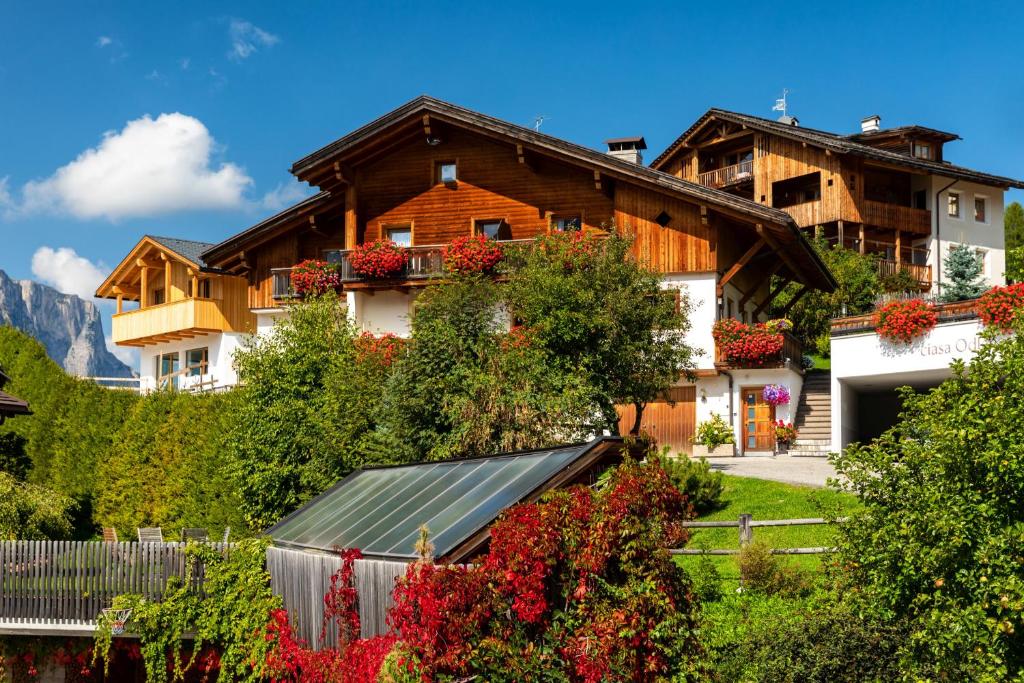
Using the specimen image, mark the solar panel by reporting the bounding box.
[267,442,597,560]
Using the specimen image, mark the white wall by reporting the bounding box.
[352,290,417,337]
[830,318,985,447]
[137,332,246,393]
[663,273,717,369]
[694,366,803,454]
[930,178,1006,289]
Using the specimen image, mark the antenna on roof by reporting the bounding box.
[772,89,799,126]
[534,115,550,132]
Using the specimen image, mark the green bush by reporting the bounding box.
[687,554,723,604]
[654,451,724,514]
[693,413,734,449]
[0,471,75,539]
[737,541,811,597]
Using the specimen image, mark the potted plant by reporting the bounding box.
[290,259,342,297]
[873,298,938,344]
[691,413,736,457]
[443,235,504,275]
[348,239,409,279]
[774,420,798,452]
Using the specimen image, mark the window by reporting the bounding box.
[551,215,581,232]
[323,249,344,264]
[974,196,987,223]
[771,172,821,208]
[185,348,209,377]
[912,142,932,160]
[188,279,210,299]
[436,161,457,184]
[947,192,961,218]
[153,288,165,305]
[975,248,988,276]
[155,352,179,381]
[385,225,412,246]
[474,218,510,240]
[913,189,927,210]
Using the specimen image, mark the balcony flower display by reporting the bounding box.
[762,384,791,407]
[774,420,798,447]
[443,235,504,275]
[349,239,409,279]
[874,298,938,344]
[354,331,403,366]
[290,259,341,296]
[712,318,785,367]
[977,283,1024,331]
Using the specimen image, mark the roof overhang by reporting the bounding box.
[95,236,205,301]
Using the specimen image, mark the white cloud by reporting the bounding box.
[261,182,313,211]
[0,177,11,213]
[228,19,279,60]
[19,113,252,220]
[144,69,165,83]
[96,36,112,48]
[31,246,108,301]
[179,57,190,70]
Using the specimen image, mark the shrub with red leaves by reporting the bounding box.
[349,240,409,279]
[290,260,342,296]
[977,283,1024,331]
[712,318,785,367]
[443,235,504,275]
[354,332,404,366]
[874,298,938,344]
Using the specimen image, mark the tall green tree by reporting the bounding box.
[833,329,1024,680]
[772,238,880,356]
[941,242,986,302]
[1005,200,1024,250]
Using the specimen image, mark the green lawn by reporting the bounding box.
[809,353,831,370]
[677,474,860,587]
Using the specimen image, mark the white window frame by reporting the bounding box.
[912,142,932,160]
[973,194,989,224]
[947,191,962,220]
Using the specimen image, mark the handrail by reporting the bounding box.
[860,199,931,234]
[112,296,222,318]
[831,297,979,334]
[669,514,846,555]
[697,159,754,189]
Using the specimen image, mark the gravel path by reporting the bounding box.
[704,454,839,488]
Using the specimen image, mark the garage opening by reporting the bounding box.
[617,386,696,455]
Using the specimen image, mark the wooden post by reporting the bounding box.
[858,224,866,255]
[164,258,172,296]
[739,514,753,547]
[140,267,149,308]
[116,294,123,314]
[837,220,845,249]
[895,230,902,264]
[345,184,358,249]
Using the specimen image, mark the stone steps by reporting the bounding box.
[792,370,832,454]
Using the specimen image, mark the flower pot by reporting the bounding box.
[692,443,736,458]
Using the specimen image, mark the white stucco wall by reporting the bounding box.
[137,331,246,393]
[830,318,985,447]
[352,290,418,337]
[663,273,717,369]
[928,179,1006,289]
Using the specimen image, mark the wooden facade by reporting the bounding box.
[616,387,697,455]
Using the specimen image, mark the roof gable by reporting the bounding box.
[95,235,213,300]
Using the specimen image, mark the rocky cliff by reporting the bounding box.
[0,269,134,378]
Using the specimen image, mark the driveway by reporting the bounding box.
[704,454,839,488]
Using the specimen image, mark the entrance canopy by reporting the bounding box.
[266,437,629,563]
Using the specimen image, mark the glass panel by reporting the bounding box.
[477,221,502,239]
[386,227,412,246]
[186,348,208,377]
[747,436,755,448]
[553,216,581,232]
[439,163,457,183]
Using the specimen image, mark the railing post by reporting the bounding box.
[739,514,753,547]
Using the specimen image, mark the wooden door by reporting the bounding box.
[742,387,776,452]
[616,387,696,455]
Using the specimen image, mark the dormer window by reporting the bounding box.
[436,161,457,184]
[912,142,932,160]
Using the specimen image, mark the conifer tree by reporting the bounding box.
[941,243,986,302]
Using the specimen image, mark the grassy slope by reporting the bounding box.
[678,474,860,586]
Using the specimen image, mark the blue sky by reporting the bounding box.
[1,0,1022,362]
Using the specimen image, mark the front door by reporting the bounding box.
[742,387,776,453]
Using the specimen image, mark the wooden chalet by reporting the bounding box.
[650,109,1024,289]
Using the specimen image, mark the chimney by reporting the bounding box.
[605,137,647,164]
[777,115,800,127]
[860,115,881,133]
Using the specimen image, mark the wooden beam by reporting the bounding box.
[717,237,766,296]
[895,230,902,264]
[700,205,709,226]
[116,294,123,314]
[112,284,140,297]
[782,286,810,315]
[140,267,149,308]
[859,224,866,255]
[756,225,808,285]
[164,259,172,295]
[515,144,534,171]
[136,257,161,269]
[837,220,845,247]
[752,276,791,318]
[345,184,358,249]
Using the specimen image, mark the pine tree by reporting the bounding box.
[941,243,986,302]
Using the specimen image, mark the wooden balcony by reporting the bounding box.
[697,159,753,189]
[877,259,932,289]
[715,330,804,369]
[780,200,827,228]
[112,298,234,346]
[860,200,931,235]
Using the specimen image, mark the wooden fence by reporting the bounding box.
[669,514,845,555]
[0,541,229,627]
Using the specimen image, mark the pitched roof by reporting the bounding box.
[147,236,218,268]
[266,437,628,563]
[847,125,960,144]
[651,108,1024,189]
[0,390,30,419]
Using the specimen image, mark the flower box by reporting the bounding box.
[349,240,409,279]
[692,443,736,458]
[712,318,787,367]
[290,259,342,296]
[443,235,504,275]
[874,298,938,343]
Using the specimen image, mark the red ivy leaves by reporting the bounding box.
[977,283,1024,331]
[354,332,404,366]
[874,298,938,344]
[349,240,409,279]
[712,318,785,367]
[291,259,341,296]
[442,235,504,275]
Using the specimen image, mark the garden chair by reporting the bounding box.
[137,527,164,543]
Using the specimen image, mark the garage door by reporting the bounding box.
[616,386,697,456]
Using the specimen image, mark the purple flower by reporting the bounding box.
[762,384,790,406]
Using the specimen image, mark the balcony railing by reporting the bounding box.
[714,330,804,369]
[111,298,228,344]
[877,260,932,288]
[697,159,754,189]
[860,200,931,234]
[831,298,979,336]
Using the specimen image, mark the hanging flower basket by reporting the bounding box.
[443,235,504,275]
[977,283,1024,331]
[290,259,342,296]
[762,384,791,407]
[874,298,938,344]
[349,240,409,279]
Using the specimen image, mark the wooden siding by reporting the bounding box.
[860,199,931,235]
[616,387,697,455]
[613,185,715,273]
[113,278,254,345]
[753,135,859,226]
